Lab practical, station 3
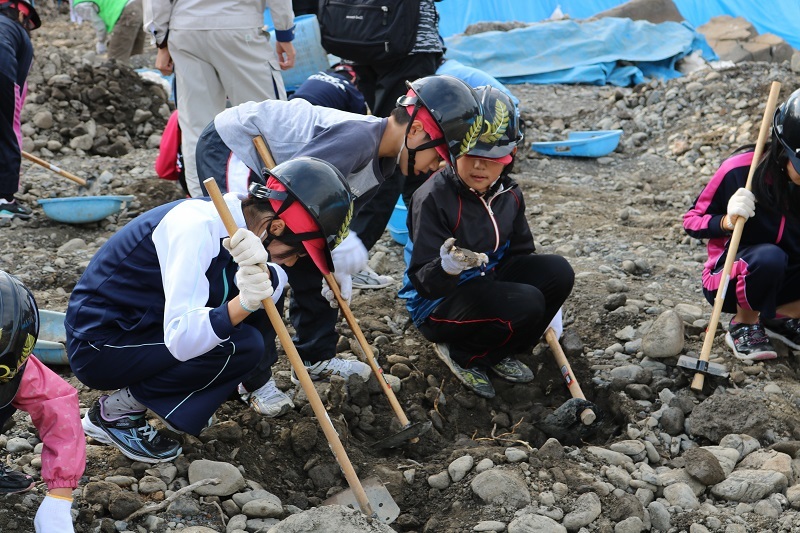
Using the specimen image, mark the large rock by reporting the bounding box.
[641,310,684,358]
[683,447,726,486]
[710,470,788,502]
[266,505,394,533]
[187,459,246,496]
[687,392,771,443]
[698,15,794,64]
[562,492,602,531]
[508,514,567,533]
[470,468,531,509]
[595,0,683,24]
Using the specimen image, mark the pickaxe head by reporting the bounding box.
[677,355,729,377]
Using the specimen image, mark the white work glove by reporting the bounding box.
[236,264,273,312]
[321,272,352,308]
[547,308,564,339]
[223,228,268,267]
[439,237,488,275]
[331,232,368,276]
[96,41,107,55]
[34,494,74,533]
[727,188,755,222]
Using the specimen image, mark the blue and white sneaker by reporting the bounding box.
[0,200,32,219]
[82,396,182,463]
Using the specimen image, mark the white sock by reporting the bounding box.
[34,494,74,533]
[102,387,147,418]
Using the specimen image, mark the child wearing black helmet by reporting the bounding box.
[684,88,800,361]
[400,87,575,399]
[0,270,86,532]
[0,0,40,219]
[65,158,353,463]
[193,74,483,414]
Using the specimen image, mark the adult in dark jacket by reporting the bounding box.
[683,88,800,361]
[400,87,574,399]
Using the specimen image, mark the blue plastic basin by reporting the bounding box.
[530,129,623,158]
[33,310,68,365]
[387,196,408,246]
[37,195,135,224]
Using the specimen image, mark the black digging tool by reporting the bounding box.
[681,80,782,392]
[676,355,729,379]
[251,135,432,450]
[536,328,601,443]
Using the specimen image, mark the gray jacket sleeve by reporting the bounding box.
[265,0,295,41]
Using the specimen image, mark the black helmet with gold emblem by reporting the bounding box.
[0,270,39,408]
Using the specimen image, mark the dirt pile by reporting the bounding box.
[22,4,168,158]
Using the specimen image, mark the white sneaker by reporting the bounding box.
[351,266,394,289]
[242,379,294,418]
[291,357,372,384]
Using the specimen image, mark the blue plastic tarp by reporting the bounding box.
[443,17,717,86]
[435,0,800,51]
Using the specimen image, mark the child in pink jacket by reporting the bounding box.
[0,270,86,532]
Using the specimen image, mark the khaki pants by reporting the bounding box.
[169,28,286,197]
[108,0,146,63]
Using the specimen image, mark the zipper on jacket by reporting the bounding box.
[475,193,500,252]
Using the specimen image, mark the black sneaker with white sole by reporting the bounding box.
[82,396,182,463]
[0,200,32,219]
[725,321,778,361]
[763,318,800,350]
[0,464,35,494]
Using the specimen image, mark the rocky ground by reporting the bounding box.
[4,4,800,533]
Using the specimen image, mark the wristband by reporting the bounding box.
[724,215,734,231]
[239,298,256,313]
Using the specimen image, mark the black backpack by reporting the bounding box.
[318,0,420,64]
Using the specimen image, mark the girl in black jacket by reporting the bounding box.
[400,87,574,399]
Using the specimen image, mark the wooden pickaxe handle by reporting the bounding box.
[204,178,375,518]
[22,151,87,186]
[691,81,782,391]
[545,328,596,426]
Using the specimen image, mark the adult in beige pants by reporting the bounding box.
[144,0,296,198]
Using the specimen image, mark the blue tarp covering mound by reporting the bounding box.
[435,0,800,51]
[443,17,717,86]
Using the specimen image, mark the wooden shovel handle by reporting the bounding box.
[692,81,782,391]
[204,178,375,518]
[252,134,418,440]
[22,151,87,186]
[253,136,277,169]
[323,273,413,427]
[545,328,596,425]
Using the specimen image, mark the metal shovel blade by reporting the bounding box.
[371,421,433,450]
[677,355,729,377]
[323,476,400,524]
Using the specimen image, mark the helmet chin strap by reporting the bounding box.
[403,104,446,179]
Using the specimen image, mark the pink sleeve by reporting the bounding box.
[11,356,86,490]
